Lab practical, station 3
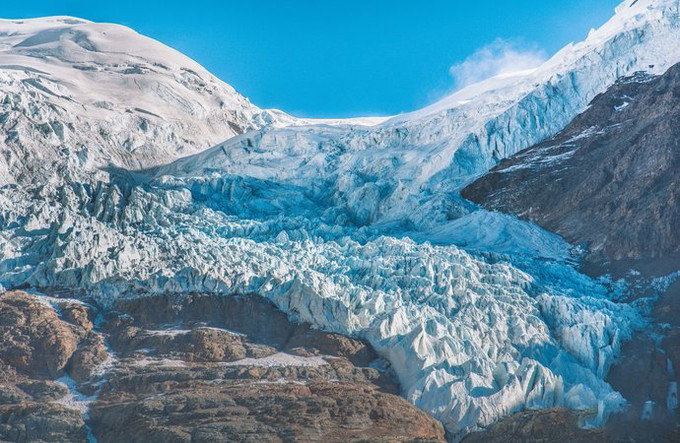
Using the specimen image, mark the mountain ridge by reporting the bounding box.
[462,62,680,270]
[0,16,301,185]
[1,1,679,441]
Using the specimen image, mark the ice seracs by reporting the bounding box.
[0,0,678,440]
[0,174,643,440]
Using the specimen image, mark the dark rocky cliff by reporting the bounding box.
[463,64,680,270]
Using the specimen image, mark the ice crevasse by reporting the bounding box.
[0,180,643,439]
[0,0,678,439]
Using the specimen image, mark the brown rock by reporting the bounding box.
[0,402,88,443]
[0,291,445,442]
[0,291,79,378]
[88,363,445,443]
[285,324,377,367]
[112,293,297,347]
[0,386,30,404]
[59,302,95,334]
[67,331,109,382]
[87,293,446,443]
[0,361,19,384]
[462,409,606,443]
[16,380,69,402]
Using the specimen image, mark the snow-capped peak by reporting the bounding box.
[388,0,679,125]
[0,17,300,185]
[0,2,678,440]
[1,16,228,90]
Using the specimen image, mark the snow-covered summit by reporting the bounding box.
[0,2,678,440]
[161,0,680,234]
[0,16,301,185]
[390,0,677,124]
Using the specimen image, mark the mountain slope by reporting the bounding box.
[157,0,680,234]
[1,1,679,441]
[0,16,298,185]
[462,63,680,268]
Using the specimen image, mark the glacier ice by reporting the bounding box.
[158,0,680,231]
[1,0,678,439]
[0,17,390,186]
[0,177,643,439]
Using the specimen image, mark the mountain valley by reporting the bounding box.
[2,1,680,441]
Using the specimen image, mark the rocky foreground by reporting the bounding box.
[5,287,680,442]
[0,290,445,442]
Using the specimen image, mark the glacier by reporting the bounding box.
[0,16,387,186]
[160,0,680,231]
[1,0,679,439]
[0,178,643,439]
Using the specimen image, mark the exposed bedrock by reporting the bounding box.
[0,290,445,443]
[463,64,680,441]
[463,64,680,268]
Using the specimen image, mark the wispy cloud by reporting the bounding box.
[449,39,547,89]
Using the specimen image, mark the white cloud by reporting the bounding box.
[449,39,547,89]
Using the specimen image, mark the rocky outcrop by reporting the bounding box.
[0,291,445,443]
[0,292,81,378]
[0,374,86,443]
[463,404,680,442]
[462,409,605,443]
[0,292,101,442]
[463,63,680,268]
[0,402,88,443]
[89,360,442,443]
[87,293,443,442]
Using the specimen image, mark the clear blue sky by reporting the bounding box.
[1,0,622,117]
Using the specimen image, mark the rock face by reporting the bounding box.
[0,291,445,443]
[461,409,606,443]
[89,293,444,443]
[0,291,101,379]
[0,363,87,443]
[0,292,101,442]
[462,63,680,267]
[89,360,443,443]
[0,402,88,443]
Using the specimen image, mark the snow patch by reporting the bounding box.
[222,352,328,368]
